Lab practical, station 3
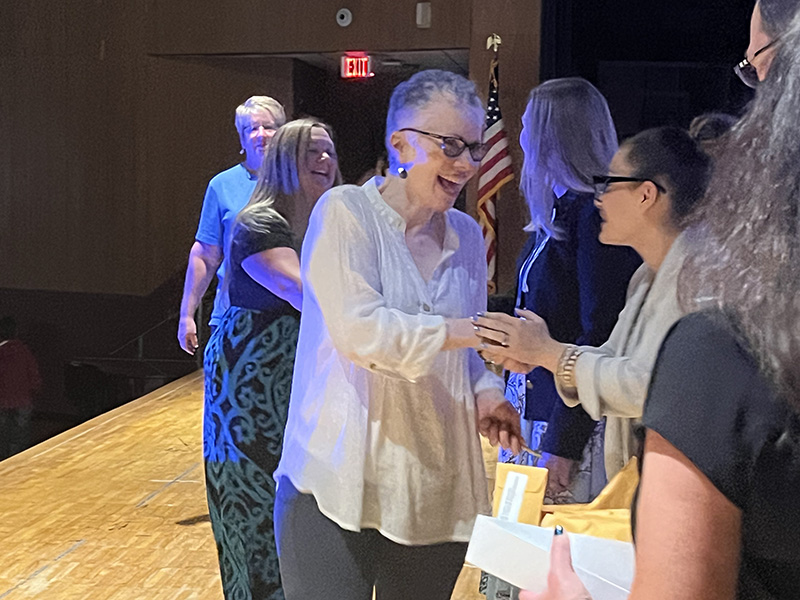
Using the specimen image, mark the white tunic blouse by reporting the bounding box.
[275,177,504,545]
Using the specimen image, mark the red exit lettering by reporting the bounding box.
[341,55,374,79]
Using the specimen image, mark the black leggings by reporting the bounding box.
[274,478,468,600]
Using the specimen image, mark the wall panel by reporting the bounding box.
[136,56,293,292]
[0,3,120,292]
[148,0,471,55]
[1,2,293,295]
[469,0,541,294]
[3,0,539,296]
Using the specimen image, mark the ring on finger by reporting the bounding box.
[479,349,496,365]
[501,332,510,347]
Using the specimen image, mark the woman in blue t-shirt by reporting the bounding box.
[178,96,286,354]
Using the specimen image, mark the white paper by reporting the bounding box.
[497,471,528,522]
[466,515,634,600]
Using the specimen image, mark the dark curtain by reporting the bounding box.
[539,0,575,81]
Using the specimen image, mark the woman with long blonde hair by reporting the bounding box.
[490,78,640,503]
[203,118,340,600]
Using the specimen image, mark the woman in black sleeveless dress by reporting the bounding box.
[203,119,340,600]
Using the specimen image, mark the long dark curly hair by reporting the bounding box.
[679,7,800,407]
[759,0,800,37]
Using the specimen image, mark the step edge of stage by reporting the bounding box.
[0,370,203,470]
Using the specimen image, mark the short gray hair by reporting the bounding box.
[385,70,484,170]
[234,96,286,138]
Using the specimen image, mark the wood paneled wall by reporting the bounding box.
[1,2,293,295]
[2,0,539,296]
[147,0,472,55]
[134,55,294,293]
[469,0,542,294]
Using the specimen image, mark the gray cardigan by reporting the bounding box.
[558,233,687,479]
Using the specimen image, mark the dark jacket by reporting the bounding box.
[516,191,640,460]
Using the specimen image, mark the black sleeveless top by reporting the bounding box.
[228,218,299,320]
[640,311,800,599]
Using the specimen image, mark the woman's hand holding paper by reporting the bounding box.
[520,529,592,600]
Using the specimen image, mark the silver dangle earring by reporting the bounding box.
[397,166,408,179]
[240,148,245,155]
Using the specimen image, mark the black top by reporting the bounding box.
[517,191,640,459]
[643,312,800,599]
[228,218,299,320]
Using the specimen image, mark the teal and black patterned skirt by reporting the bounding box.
[203,306,299,600]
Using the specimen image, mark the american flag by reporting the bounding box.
[477,56,514,294]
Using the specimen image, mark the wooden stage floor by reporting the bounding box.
[0,371,485,600]
[0,371,223,600]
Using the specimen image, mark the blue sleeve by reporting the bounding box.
[195,179,223,246]
[574,198,640,347]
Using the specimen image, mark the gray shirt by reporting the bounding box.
[559,233,687,478]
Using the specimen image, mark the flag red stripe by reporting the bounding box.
[478,168,514,199]
[481,128,507,151]
[478,147,511,176]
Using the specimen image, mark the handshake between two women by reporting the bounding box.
[473,309,564,376]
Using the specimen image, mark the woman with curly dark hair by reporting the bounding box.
[525,6,800,599]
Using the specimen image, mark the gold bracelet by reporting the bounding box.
[556,344,583,397]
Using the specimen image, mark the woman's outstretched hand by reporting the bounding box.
[473,310,565,373]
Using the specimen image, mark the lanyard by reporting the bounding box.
[516,205,558,309]
[516,233,550,309]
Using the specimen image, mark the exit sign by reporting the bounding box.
[341,54,374,79]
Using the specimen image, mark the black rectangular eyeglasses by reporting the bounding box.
[592,175,667,196]
[398,128,489,162]
[734,38,780,88]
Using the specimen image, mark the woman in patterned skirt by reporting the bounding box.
[203,118,341,600]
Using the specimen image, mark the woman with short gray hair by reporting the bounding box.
[178,95,286,355]
[273,69,522,600]
[234,96,287,149]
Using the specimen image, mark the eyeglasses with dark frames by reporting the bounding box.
[398,128,489,162]
[734,38,780,89]
[592,175,667,197]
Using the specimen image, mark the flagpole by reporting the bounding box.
[487,34,500,296]
[477,33,514,296]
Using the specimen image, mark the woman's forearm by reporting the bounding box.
[442,317,480,351]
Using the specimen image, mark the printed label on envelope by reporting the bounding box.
[497,471,528,522]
